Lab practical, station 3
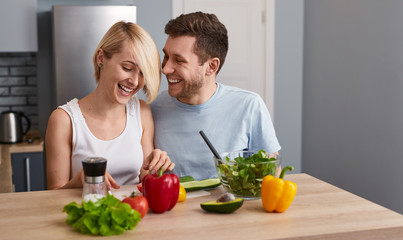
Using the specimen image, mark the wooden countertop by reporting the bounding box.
[0,173,403,239]
[0,130,43,192]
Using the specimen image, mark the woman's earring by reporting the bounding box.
[99,63,103,68]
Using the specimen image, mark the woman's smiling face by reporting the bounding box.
[98,40,144,105]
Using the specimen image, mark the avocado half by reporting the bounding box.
[200,198,244,213]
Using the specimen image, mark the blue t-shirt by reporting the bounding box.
[150,83,281,180]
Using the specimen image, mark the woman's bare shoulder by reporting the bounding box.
[48,108,71,125]
[46,108,73,139]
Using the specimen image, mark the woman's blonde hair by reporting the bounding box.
[93,21,161,103]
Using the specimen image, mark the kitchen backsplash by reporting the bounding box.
[0,53,38,130]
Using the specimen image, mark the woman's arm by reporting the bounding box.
[139,100,174,181]
[139,100,154,181]
[45,109,81,189]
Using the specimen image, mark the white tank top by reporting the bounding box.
[59,97,143,185]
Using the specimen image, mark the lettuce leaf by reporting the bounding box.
[63,194,141,236]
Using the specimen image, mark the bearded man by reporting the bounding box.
[150,12,281,180]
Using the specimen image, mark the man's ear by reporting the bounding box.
[97,49,104,65]
[206,57,220,76]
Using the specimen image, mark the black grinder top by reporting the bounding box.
[82,157,107,177]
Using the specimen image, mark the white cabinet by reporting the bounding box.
[0,0,38,52]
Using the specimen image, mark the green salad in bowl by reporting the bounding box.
[214,150,281,199]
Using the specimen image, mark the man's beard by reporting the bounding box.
[172,71,205,100]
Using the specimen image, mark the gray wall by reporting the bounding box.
[303,0,403,213]
[37,0,170,137]
[273,1,304,173]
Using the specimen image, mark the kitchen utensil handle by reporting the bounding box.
[25,157,31,192]
[199,130,222,160]
[20,112,31,136]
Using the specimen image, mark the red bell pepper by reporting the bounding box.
[142,168,180,213]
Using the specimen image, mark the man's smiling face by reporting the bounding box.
[162,35,210,104]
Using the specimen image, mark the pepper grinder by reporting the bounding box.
[82,157,108,202]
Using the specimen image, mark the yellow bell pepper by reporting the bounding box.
[261,166,297,213]
[177,185,186,202]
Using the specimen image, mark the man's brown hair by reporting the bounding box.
[165,12,228,74]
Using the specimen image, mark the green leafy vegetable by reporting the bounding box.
[218,150,278,197]
[62,194,141,236]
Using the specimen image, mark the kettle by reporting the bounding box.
[0,111,31,144]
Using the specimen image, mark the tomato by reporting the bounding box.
[177,185,186,202]
[137,183,143,193]
[122,192,149,218]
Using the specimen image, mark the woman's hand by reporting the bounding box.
[65,169,85,188]
[142,149,175,175]
[105,171,120,190]
[63,169,120,191]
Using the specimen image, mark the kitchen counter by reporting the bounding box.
[0,130,44,192]
[1,173,403,239]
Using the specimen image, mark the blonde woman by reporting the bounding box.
[46,21,174,190]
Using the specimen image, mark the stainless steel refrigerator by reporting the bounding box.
[52,5,136,106]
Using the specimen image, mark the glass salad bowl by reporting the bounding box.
[214,150,281,199]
